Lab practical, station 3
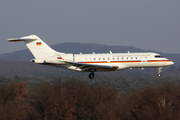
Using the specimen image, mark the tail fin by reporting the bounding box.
[8,35,64,59]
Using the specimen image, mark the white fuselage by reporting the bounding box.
[47,52,173,72]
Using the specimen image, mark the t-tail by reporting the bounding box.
[8,35,64,59]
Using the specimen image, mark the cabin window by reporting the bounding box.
[122,58,124,60]
[126,57,128,60]
[108,58,110,61]
[113,58,115,60]
[99,58,101,60]
[117,58,119,60]
[103,58,105,60]
[131,57,133,60]
[136,57,137,59]
[94,58,96,60]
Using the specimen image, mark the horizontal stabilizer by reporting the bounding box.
[8,35,38,42]
[8,38,37,42]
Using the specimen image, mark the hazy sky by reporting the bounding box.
[1,0,180,54]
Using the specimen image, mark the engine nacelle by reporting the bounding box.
[45,56,66,64]
[30,54,74,64]
[30,59,44,63]
[59,54,73,62]
[46,54,74,64]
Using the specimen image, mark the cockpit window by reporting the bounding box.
[155,55,163,58]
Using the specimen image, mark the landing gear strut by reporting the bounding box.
[157,67,162,77]
[89,72,95,79]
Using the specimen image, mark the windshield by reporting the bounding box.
[155,55,163,58]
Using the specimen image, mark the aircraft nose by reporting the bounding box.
[167,60,174,66]
[170,61,174,65]
[163,60,174,66]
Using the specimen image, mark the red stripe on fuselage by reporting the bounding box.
[80,61,141,64]
[79,60,172,64]
[147,60,172,62]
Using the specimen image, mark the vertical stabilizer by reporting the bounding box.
[8,35,64,59]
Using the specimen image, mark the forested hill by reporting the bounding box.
[1,42,180,66]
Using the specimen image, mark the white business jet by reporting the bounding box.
[8,35,174,79]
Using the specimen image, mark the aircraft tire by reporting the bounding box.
[89,73,95,79]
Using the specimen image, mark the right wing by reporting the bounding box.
[67,61,119,72]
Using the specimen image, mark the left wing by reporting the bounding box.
[67,62,118,72]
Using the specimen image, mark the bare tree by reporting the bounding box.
[0,82,29,120]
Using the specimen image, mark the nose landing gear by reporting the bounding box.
[89,72,95,79]
[157,67,162,77]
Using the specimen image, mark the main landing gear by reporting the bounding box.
[89,72,95,79]
[157,67,162,77]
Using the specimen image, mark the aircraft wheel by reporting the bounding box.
[157,67,162,77]
[89,73,95,79]
[157,74,161,77]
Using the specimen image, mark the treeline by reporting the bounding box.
[1,79,180,120]
[1,75,180,93]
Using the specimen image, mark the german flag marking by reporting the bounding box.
[36,42,42,46]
